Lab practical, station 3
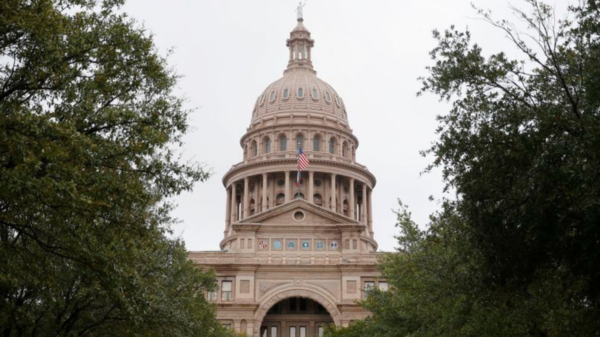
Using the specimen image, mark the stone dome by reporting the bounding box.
[250,18,348,123]
[252,71,347,123]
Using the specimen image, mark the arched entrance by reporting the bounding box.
[260,297,333,337]
[254,288,341,337]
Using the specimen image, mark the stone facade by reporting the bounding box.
[189,16,382,337]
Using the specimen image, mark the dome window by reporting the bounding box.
[269,90,276,102]
[282,88,289,99]
[279,134,287,151]
[329,138,336,154]
[264,137,271,153]
[297,87,304,98]
[296,134,304,150]
[324,91,332,103]
[335,95,342,107]
[311,87,319,99]
[259,94,265,106]
[313,134,321,152]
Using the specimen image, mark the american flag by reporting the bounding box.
[295,147,309,187]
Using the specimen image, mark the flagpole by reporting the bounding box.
[295,144,309,200]
[296,147,301,199]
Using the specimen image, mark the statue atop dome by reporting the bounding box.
[296,1,307,20]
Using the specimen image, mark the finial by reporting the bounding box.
[296,1,307,20]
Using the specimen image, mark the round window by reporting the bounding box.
[293,210,305,222]
[314,179,322,187]
[277,179,285,187]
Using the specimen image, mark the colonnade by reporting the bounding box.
[224,171,373,236]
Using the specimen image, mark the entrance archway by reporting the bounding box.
[254,288,341,336]
[260,297,333,337]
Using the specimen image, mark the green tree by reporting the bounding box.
[328,0,600,336]
[0,0,232,335]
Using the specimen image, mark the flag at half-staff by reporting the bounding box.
[295,147,309,188]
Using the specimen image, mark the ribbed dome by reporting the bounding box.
[251,70,347,123]
[250,18,348,124]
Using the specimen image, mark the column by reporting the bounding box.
[368,188,374,234]
[225,186,232,234]
[262,173,268,212]
[308,171,314,203]
[330,174,336,212]
[285,171,290,202]
[243,177,249,219]
[230,182,237,223]
[349,178,355,220]
[362,183,367,225]
[338,178,343,211]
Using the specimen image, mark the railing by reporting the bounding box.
[188,251,380,265]
[237,152,364,167]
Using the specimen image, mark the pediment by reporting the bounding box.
[235,199,360,226]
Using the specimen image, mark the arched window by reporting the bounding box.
[269,90,276,102]
[279,135,287,151]
[314,193,323,206]
[252,141,258,157]
[264,137,271,153]
[297,87,304,98]
[296,134,304,150]
[329,138,336,154]
[276,193,285,205]
[335,95,342,107]
[312,87,318,99]
[313,134,321,152]
[250,199,256,215]
[343,199,349,216]
[294,192,305,200]
[259,94,265,106]
[324,91,332,103]
[342,141,348,158]
[282,88,289,99]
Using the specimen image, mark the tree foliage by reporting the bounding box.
[0,0,232,335]
[328,0,600,336]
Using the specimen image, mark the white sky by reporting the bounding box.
[121,0,572,252]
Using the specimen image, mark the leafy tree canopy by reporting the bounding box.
[327,0,600,336]
[0,0,233,335]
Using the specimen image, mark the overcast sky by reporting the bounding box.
[121,0,572,252]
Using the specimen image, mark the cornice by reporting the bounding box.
[240,119,359,146]
[222,158,377,187]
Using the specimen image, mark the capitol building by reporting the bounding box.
[189,13,385,337]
